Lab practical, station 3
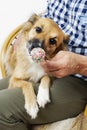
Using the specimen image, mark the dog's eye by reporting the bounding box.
[35,27,42,33]
[49,38,56,45]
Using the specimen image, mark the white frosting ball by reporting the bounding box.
[30,48,46,62]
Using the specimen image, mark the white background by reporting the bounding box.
[0,0,47,78]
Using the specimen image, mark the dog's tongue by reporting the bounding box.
[30,48,46,62]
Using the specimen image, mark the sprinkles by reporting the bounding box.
[30,48,46,62]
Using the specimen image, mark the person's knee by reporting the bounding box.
[0,89,28,130]
[0,88,24,119]
[0,92,13,119]
[0,76,10,90]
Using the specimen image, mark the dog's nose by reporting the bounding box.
[31,39,42,48]
[27,39,43,51]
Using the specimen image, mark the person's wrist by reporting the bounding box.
[75,54,87,76]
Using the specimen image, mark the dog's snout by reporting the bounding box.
[27,39,43,52]
[31,39,41,48]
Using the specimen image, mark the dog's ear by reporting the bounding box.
[63,34,70,50]
[27,14,40,24]
[63,35,70,45]
[21,14,40,33]
[58,34,70,51]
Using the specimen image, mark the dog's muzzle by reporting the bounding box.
[27,39,44,53]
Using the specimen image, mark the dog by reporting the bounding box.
[5,14,69,119]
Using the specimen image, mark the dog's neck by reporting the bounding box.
[28,58,46,83]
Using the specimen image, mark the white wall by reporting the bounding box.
[0,0,47,78]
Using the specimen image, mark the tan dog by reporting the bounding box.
[5,14,69,119]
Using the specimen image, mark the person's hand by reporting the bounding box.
[41,51,80,78]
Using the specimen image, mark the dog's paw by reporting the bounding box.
[25,102,39,119]
[37,86,50,108]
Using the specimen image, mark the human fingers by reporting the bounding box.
[40,60,59,73]
[48,69,68,78]
[44,60,59,71]
[40,61,50,72]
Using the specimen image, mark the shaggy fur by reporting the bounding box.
[5,14,69,119]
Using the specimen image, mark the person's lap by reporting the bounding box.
[0,76,87,130]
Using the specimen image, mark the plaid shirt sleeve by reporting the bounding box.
[42,0,87,81]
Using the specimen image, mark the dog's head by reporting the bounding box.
[5,14,70,76]
[22,14,69,60]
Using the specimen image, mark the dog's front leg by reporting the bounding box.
[9,78,39,119]
[37,76,51,108]
[23,82,39,119]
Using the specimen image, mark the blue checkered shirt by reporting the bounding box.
[42,0,87,81]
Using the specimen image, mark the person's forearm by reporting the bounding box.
[76,54,87,76]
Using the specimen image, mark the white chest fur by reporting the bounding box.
[28,62,46,83]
